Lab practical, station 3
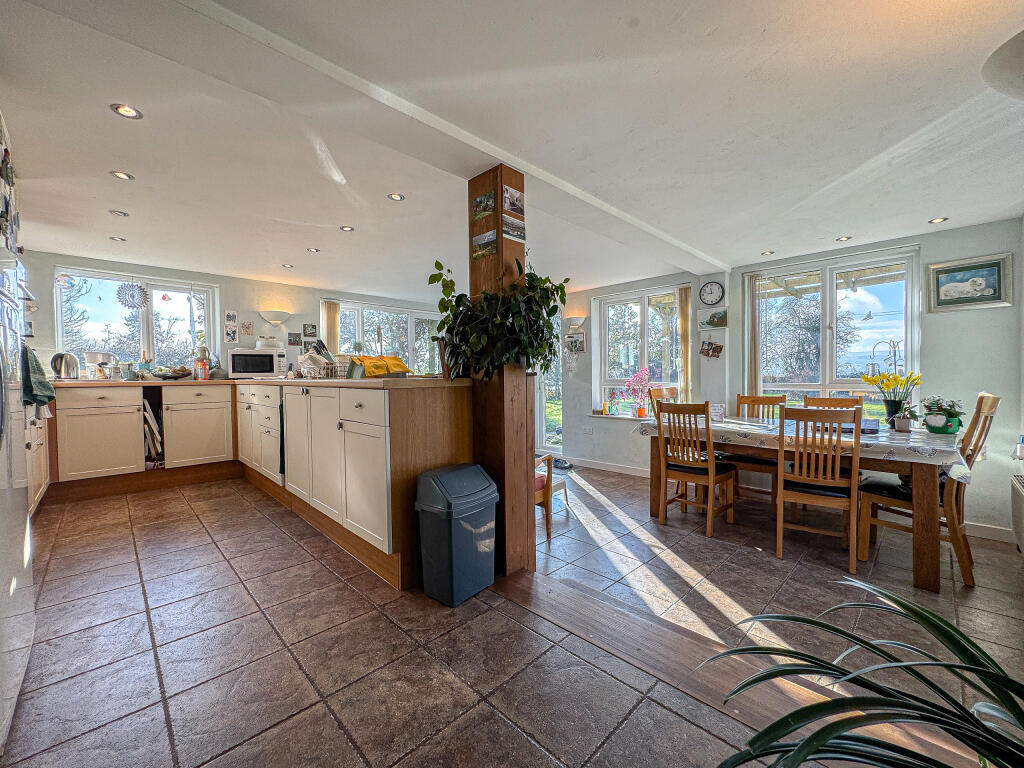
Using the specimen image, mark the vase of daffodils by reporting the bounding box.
[861,371,922,429]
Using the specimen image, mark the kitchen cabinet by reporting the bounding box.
[236,401,253,466]
[163,401,233,468]
[26,413,49,512]
[257,425,282,484]
[309,389,344,522]
[283,387,311,501]
[341,420,391,552]
[57,404,145,481]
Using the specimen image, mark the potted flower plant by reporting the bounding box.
[892,402,917,433]
[921,395,965,434]
[624,367,651,418]
[860,370,921,428]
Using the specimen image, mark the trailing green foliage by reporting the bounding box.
[429,259,568,381]
[700,579,1024,767]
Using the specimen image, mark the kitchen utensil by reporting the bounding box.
[50,352,80,379]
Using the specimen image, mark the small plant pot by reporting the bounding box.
[924,411,961,434]
[893,417,912,433]
[635,406,648,419]
[882,398,904,429]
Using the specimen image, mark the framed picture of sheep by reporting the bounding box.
[928,252,1012,312]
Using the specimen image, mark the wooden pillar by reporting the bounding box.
[468,164,536,575]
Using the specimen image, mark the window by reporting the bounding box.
[599,285,690,415]
[320,300,440,375]
[55,268,213,368]
[747,251,914,420]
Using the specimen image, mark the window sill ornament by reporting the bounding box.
[116,282,149,309]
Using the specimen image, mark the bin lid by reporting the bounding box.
[415,464,498,518]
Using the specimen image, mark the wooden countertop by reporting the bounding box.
[51,377,471,389]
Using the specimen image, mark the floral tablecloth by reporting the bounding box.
[633,417,970,482]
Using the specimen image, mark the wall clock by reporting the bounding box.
[699,281,725,306]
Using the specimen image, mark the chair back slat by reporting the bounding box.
[659,401,712,468]
[649,386,680,418]
[779,405,860,487]
[736,394,784,420]
[804,395,864,408]
[959,392,1000,470]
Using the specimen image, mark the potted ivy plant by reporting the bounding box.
[892,402,918,433]
[428,259,567,381]
[921,396,965,434]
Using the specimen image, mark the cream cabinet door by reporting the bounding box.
[29,420,49,511]
[236,403,253,466]
[163,402,233,468]
[342,420,391,553]
[258,426,282,484]
[309,389,344,522]
[57,405,145,481]
[283,389,311,501]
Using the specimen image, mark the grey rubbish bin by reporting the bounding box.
[416,464,498,607]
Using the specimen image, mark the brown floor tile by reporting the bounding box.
[204,704,362,768]
[648,681,756,751]
[957,605,1024,651]
[23,614,152,691]
[560,524,622,547]
[140,543,225,581]
[428,610,551,693]
[158,612,284,695]
[954,583,1024,622]
[49,528,135,559]
[265,582,373,645]
[179,482,242,503]
[383,592,488,643]
[136,529,215,560]
[189,497,255,519]
[559,634,656,692]
[244,560,340,608]
[150,583,258,645]
[491,599,571,642]
[534,551,568,575]
[328,649,478,767]
[570,549,644,581]
[37,561,140,608]
[168,651,318,768]
[345,570,401,605]
[600,582,676,617]
[128,487,185,507]
[3,651,160,764]
[660,602,748,646]
[203,514,279,542]
[535,535,598,563]
[215,528,293,560]
[145,561,239,608]
[395,703,559,768]
[5,704,172,768]
[229,541,312,580]
[128,502,196,526]
[617,562,699,604]
[321,549,368,579]
[131,515,204,543]
[490,646,641,767]
[548,563,616,592]
[296,534,345,559]
[43,543,137,581]
[54,511,130,542]
[293,611,416,695]
[589,699,736,768]
[32,584,145,643]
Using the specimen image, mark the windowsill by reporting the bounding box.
[588,413,650,422]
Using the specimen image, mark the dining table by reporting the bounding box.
[637,416,971,593]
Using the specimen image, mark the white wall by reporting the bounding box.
[22,249,436,368]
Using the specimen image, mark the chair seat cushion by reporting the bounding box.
[534,473,547,492]
[858,477,912,502]
[784,480,851,499]
[720,453,776,467]
[667,461,736,476]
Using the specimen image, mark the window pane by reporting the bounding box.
[761,389,817,409]
[601,386,634,416]
[829,390,886,421]
[363,309,409,362]
[605,300,641,380]
[834,263,906,379]
[542,311,562,446]
[756,270,822,386]
[57,273,140,364]
[338,309,357,354]
[153,288,207,368]
[646,292,679,385]
[413,317,439,374]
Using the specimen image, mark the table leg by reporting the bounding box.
[911,462,941,592]
[650,436,661,519]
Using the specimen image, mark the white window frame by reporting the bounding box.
[597,283,689,409]
[744,246,919,397]
[321,299,441,372]
[54,265,218,362]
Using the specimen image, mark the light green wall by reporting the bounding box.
[23,249,436,368]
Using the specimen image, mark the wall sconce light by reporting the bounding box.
[259,310,291,325]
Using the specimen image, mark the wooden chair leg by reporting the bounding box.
[705,483,715,537]
[725,476,735,524]
[857,495,872,562]
[659,477,669,525]
[544,496,552,540]
[947,521,975,587]
[775,491,785,559]
[847,504,858,575]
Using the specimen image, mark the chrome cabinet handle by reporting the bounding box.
[97,395,106,399]
[353,401,363,409]
[195,392,203,396]
[245,404,251,410]
[24,441,31,450]
[264,394,270,399]
[337,420,344,430]
[29,419,37,426]
[137,406,143,412]
[34,439,44,447]
[264,416,271,421]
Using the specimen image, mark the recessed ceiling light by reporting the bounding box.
[110,103,143,119]
[761,250,774,256]
[110,170,134,181]
[339,225,355,232]
[281,264,294,269]
[836,235,853,242]
[109,236,127,242]
[928,217,949,224]
[306,247,320,253]
[109,209,129,217]
[387,193,405,201]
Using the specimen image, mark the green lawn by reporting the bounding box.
[544,400,562,445]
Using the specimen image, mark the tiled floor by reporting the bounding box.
[6,469,1023,767]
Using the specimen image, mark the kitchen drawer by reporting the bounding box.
[254,403,279,431]
[339,389,387,426]
[251,385,281,407]
[235,384,253,402]
[163,384,232,405]
[57,386,142,409]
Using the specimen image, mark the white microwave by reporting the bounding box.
[228,347,287,378]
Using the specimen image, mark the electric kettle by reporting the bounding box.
[50,352,80,379]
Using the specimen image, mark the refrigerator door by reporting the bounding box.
[0,265,32,750]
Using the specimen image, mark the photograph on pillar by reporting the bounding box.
[501,213,525,243]
[502,184,524,214]
[471,228,497,259]
[471,190,494,219]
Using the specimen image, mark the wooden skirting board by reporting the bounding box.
[493,570,976,768]
[41,460,244,504]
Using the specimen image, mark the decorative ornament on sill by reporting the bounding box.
[116,282,149,309]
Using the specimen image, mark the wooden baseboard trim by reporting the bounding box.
[42,461,244,504]
[244,468,403,590]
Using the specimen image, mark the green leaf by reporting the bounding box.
[428,273,441,284]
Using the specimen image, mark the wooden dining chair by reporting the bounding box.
[535,454,569,540]
[804,394,864,408]
[719,394,784,506]
[857,392,1000,586]
[776,405,862,573]
[657,401,736,536]
[648,386,679,418]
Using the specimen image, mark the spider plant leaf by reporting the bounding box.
[972,702,1023,732]
[724,663,844,702]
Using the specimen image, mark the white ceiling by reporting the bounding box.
[3,0,1024,303]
